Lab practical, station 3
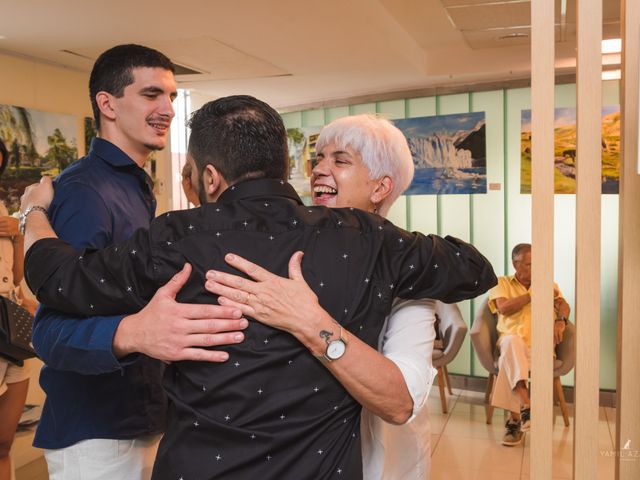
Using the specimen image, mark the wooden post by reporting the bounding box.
[616,0,640,477]
[530,0,555,478]
[573,0,602,477]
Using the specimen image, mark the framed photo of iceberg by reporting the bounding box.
[394,112,487,195]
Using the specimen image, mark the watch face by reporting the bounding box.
[327,340,346,360]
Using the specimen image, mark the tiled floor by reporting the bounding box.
[428,388,617,480]
[16,388,618,480]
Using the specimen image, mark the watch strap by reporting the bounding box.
[315,326,349,363]
[19,205,48,235]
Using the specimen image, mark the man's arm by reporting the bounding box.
[205,252,415,425]
[111,264,247,362]
[33,306,136,374]
[32,265,248,371]
[390,229,497,303]
[23,177,138,372]
[493,293,531,316]
[22,177,247,367]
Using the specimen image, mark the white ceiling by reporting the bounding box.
[0,0,620,109]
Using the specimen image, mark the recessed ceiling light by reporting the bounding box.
[498,33,529,40]
[602,38,621,54]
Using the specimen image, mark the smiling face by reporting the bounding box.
[102,66,177,164]
[311,141,382,212]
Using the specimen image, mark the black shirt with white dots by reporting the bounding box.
[26,178,496,480]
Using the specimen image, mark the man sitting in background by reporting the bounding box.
[489,243,570,446]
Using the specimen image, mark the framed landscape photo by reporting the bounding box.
[0,104,78,213]
[520,106,620,194]
[394,112,487,195]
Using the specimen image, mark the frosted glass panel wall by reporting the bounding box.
[281,81,619,387]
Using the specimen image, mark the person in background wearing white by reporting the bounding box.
[205,114,438,479]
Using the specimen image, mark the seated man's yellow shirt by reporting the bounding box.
[488,276,563,347]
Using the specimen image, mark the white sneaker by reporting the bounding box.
[502,419,524,446]
[520,406,531,432]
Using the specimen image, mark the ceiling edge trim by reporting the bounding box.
[277,71,579,112]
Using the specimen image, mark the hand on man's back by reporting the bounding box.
[113,263,248,362]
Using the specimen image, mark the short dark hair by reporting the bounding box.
[89,44,174,131]
[512,243,531,261]
[0,139,8,177]
[187,95,288,185]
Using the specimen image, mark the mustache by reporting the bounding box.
[146,114,172,122]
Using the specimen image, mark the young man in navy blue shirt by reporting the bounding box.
[29,45,246,480]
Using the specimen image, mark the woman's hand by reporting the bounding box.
[204,251,325,337]
[205,251,415,424]
[20,297,38,316]
[0,216,19,238]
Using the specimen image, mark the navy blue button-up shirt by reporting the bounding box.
[32,138,166,449]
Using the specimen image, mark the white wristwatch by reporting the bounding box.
[318,326,349,362]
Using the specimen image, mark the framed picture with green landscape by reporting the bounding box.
[0,104,78,213]
[520,106,620,194]
[286,126,322,197]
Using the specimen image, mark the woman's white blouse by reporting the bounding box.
[361,298,437,480]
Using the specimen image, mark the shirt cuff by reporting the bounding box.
[84,314,138,373]
[107,315,142,370]
[385,353,437,424]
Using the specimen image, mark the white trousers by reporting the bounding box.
[45,435,161,480]
[491,334,531,413]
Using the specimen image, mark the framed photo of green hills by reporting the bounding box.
[520,106,620,194]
